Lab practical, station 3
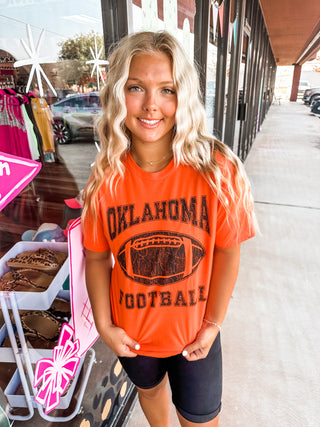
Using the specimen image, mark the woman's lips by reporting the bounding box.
[138,118,162,128]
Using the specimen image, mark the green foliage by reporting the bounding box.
[57,31,105,89]
[59,30,105,61]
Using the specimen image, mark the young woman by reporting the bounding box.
[82,31,255,427]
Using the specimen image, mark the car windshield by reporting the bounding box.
[53,94,101,109]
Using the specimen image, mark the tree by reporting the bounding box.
[58,31,106,91]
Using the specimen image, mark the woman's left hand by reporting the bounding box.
[182,321,220,361]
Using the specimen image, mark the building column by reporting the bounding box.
[289,64,301,102]
[100,0,129,56]
[194,0,211,103]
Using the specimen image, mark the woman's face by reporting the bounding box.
[124,51,177,148]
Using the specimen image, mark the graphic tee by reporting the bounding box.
[82,152,255,357]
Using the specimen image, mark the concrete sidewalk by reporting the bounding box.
[127,101,320,427]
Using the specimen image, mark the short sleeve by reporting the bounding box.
[82,197,110,252]
[215,155,255,248]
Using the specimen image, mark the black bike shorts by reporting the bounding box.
[119,333,222,423]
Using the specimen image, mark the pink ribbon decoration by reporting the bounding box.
[34,323,81,414]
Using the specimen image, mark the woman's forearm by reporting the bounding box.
[204,244,241,326]
[85,249,114,333]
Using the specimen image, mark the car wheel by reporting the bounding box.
[52,119,72,144]
[309,95,320,106]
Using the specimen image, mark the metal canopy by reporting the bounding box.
[258,0,320,65]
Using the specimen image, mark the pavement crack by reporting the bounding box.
[254,200,320,210]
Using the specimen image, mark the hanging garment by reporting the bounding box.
[0,90,32,159]
[21,104,40,160]
[31,97,55,154]
[24,100,44,162]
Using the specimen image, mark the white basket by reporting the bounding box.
[0,324,16,362]
[4,356,84,410]
[0,289,71,362]
[0,242,69,310]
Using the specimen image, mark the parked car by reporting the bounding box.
[51,92,101,144]
[303,87,320,105]
[297,80,310,98]
[311,99,320,116]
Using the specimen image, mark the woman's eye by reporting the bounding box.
[162,88,175,95]
[127,86,141,92]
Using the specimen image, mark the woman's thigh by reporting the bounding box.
[118,354,167,389]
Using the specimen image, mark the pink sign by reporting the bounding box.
[68,217,99,356]
[0,152,41,211]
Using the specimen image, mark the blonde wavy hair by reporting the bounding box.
[82,30,255,236]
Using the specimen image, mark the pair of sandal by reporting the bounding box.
[21,297,71,344]
[21,310,63,342]
[6,248,67,275]
[0,248,67,292]
[0,268,53,292]
[2,297,70,350]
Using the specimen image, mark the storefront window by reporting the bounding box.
[206,6,218,132]
[210,0,230,141]
[130,0,195,61]
[0,1,104,255]
[233,33,247,151]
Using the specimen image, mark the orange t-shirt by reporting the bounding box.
[82,152,254,357]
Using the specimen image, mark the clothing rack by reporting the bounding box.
[0,87,55,164]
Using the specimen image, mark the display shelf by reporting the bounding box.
[0,242,69,310]
[0,242,96,422]
[0,290,71,364]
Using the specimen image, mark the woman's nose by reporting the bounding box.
[143,91,158,111]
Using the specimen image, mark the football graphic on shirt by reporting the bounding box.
[117,231,205,285]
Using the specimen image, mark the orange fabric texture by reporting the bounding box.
[82,153,254,357]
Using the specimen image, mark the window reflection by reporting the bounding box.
[206,2,218,133]
[0,1,104,253]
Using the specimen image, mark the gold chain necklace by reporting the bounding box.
[131,147,173,167]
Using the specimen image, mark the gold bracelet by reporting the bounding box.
[204,319,222,330]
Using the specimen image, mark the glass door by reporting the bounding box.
[234,32,250,159]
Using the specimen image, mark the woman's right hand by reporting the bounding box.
[100,324,140,357]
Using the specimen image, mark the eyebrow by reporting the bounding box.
[126,77,175,85]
